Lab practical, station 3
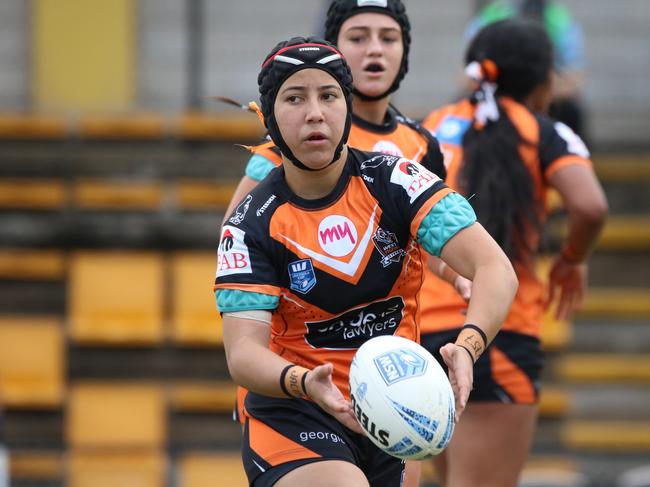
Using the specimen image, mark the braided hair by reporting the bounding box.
[460,19,553,263]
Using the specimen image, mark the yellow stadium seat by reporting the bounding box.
[0,316,64,408]
[72,179,163,210]
[68,451,166,487]
[548,216,650,251]
[177,452,246,487]
[67,382,166,449]
[171,252,222,346]
[0,178,67,209]
[176,112,263,140]
[0,114,66,139]
[79,114,165,139]
[10,451,63,481]
[562,421,650,451]
[538,386,572,418]
[176,180,237,210]
[0,249,66,280]
[554,354,650,383]
[68,251,164,345]
[170,381,236,413]
[580,288,650,317]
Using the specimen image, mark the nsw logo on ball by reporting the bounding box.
[374,348,428,385]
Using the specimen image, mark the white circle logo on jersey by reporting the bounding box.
[318,215,358,257]
[373,140,403,157]
[438,119,462,140]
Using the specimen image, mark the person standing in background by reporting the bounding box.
[466,0,588,139]
[420,19,608,487]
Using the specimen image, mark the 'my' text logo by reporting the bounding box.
[318,215,358,257]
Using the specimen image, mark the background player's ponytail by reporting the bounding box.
[460,19,553,264]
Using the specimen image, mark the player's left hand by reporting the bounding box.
[545,256,587,321]
[305,363,364,434]
[440,343,474,422]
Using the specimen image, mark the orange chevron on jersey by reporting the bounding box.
[269,177,382,284]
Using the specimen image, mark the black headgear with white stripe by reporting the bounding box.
[325,0,411,101]
[258,37,354,171]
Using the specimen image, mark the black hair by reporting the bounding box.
[460,19,553,263]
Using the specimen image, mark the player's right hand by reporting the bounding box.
[305,363,364,434]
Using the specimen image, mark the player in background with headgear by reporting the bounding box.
[216,36,518,487]
[420,19,607,487]
[223,0,448,217]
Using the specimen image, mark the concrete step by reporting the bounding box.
[571,319,650,353]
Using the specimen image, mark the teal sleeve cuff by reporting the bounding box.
[417,192,477,257]
[245,154,277,182]
[216,289,279,313]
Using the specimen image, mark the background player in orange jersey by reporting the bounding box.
[216,37,518,487]
[420,19,608,487]
[223,0,448,219]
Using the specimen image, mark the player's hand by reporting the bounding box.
[545,256,587,321]
[305,363,363,434]
[454,275,473,303]
[440,343,474,423]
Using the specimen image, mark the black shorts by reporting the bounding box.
[242,392,405,487]
[420,329,543,404]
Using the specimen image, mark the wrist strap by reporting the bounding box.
[301,371,309,397]
[456,324,488,363]
[462,323,487,348]
[279,365,294,398]
[458,344,477,364]
[280,365,310,399]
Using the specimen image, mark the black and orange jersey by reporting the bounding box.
[215,148,476,396]
[245,108,446,182]
[420,97,593,337]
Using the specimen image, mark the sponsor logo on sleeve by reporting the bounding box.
[256,194,276,217]
[228,195,252,225]
[305,296,404,349]
[390,159,440,203]
[217,225,252,277]
[318,215,358,257]
[288,258,316,294]
[372,227,406,268]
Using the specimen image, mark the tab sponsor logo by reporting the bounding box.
[217,226,252,277]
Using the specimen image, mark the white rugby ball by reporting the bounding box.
[349,335,455,460]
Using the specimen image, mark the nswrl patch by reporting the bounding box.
[288,258,317,294]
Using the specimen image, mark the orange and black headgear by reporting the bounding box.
[258,36,354,171]
[325,0,411,101]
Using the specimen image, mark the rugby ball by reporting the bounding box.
[349,335,455,460]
